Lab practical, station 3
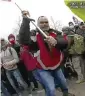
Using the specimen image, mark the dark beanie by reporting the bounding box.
[8,34,15,40]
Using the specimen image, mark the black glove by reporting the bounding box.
[22,10,35,22]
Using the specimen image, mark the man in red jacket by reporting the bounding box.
[32,16,75,96]
[19,11,75,96]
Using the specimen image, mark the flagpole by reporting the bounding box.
[15,3,47,38]
[15,3,22,11]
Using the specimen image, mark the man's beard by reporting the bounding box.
[41,27,49,32]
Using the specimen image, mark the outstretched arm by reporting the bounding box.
[19,11,33,45]
[45,35,73,50]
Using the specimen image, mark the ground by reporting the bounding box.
[22,79,85,96]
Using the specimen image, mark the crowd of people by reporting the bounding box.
[0,11,85,96]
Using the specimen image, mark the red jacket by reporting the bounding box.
[20,32,68,71]
[20,46,37,71]
[19,18,69,70]
[35,32,65,70]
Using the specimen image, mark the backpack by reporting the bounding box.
[69,34,85,54]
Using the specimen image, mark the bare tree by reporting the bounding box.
[50,17,63,32]
[55,20,63,32]
[12,16,22,36]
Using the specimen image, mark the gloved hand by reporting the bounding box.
[45,36,57,46]
[22,10,35,22]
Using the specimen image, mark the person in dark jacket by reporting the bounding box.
[19,11,75,96]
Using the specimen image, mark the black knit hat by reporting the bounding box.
[8,34,15,40]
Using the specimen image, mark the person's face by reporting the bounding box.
[79,23,85,30]
[9,38,15,42]
[69,23,74,29]
[62,29,69,34]
[8,37,15,44]
[1,40,7,50]
[69,23,73,26]
[38,17,49,31]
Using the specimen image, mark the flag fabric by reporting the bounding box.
[2,0,11,2]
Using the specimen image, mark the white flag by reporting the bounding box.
[2,0,11,2]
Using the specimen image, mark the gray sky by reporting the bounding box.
[0,0,82,39]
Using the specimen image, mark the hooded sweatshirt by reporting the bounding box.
[1,47,19,70]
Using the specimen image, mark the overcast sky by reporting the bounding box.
[0,0,82,40]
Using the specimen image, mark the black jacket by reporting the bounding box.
[19,17,31,45]
[19,17,69,52]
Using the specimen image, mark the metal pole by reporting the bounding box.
[30,21,47,38]
[15,3,47,38]
[15,3,22,11]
